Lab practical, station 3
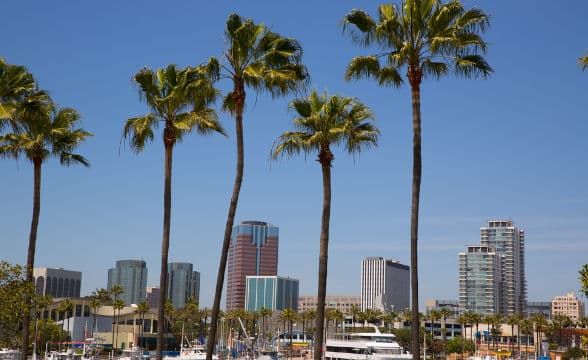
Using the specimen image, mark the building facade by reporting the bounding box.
[226,221,279,310]
[245,276,298,312]
[527,301,552,319]
[146,286,160,309]
[298,295,361,313]
[33,267,82,298]
[361,257,410,313]
[107,259,148,305]
[167,262,200,309]
[425,299,460,318]
[480,220,527,315]
[551,292,585,321]
[459,245,502,315]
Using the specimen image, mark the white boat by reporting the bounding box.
[325,327,411,360]
[117,347,143,360]
[163,341,218,360]
[0,349,19,360]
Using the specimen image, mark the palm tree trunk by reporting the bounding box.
[20,158,42,360]
[313,150,332,360]
[207,92,245,360]
[156,140,173,360]
[408,66,422,360]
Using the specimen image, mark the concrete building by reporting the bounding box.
[226,221,279,310]
[107,259,147,305]
[298,295,361,313]
[245,276,299,312]
[459,245,502,315]
[33,267,82,298]
[167,262,200,309]
[146,286,159,308]
[551,292,585,321]
[480,220,527,315]
[361,257,409,313]
[425,299,460,318]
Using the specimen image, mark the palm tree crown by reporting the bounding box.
[579,53,588,70]
[342,1,493,87]
[272,90,378,164]
[123,64,225,151]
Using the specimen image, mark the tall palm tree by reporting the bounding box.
[531,314,547,357]
[135,301,150,349]
[456,313,469,359]
[469,311,482,354]
[429,309,441,346]
[260,307,273,343]
[342,3,492,357]
[123,64,224,360]
[272,90,378,360]
[206,14,309,360]
[0,58,37,124]
[348,305,361,332]
[109,284,124,352]
[90,288,110,336]
[1,97,91,360]
[299,310,315,344]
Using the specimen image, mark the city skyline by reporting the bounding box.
[1,1,587,309]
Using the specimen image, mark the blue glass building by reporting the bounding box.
[245,276,299,312]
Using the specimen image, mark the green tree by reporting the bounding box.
[519,319,533,358]
[260,307,273,341]
[299,310,315,344]
[342,3,492,357]
[0,58,37,123]
[505,314,521,354]
[456,313,469,359]
[348,305,361,332]
[206,14,309,360]
[272,90,378,360]
[113,299,125,350]
[1,95,91,360]
[532,314,548,357]
[109,284,124,351]
[438,307,452,356]
[123,64,224,360]
[90,288,110,337]
[0,261,37,348]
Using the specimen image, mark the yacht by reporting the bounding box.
[162,341,218,360]
[0,349,19,360]
[325,327,411,360]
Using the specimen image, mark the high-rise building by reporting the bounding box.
[33,267,82,298]
[458,245,502,315]
[480,220,527,315]
[167,262,200,309]
[361,257,409,313]
[245,276,298,312]
[107,259,148,305]
[551,292,585,321]
[226,221,279,310]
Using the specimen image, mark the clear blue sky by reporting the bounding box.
[2,1,587,309]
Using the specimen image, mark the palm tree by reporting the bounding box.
[342,3,492,357]
[299,310,315,344]
[579,53,588,70]
[123,64,224,360]
[109,284,124,351]
[506,314,521,354]
[439,307,452,356]
[469,311,482,354]
[579,264,588,298]
[272,90,378,360]
[90,288,110,336]
[456,313,469,359]
[260,307,273,343]
[1,95,91,360]
[58,299,74,346]
[531,314,547,357]
[206,14,309,360]
[519,319,533,359]
[135,301,150,349]
[280,308,298,359]
[348,305,361,332]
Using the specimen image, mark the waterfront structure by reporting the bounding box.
[480,220,527,315]
[146,286,159,308]
[298,295,361,313]
[245,276,299,311]
[551,292,585,321]
[33,267,82,298]
[226,221,279,310]
[361,257,409,313]
[107,259,147,305]
[458,245,502,315]
[167,262,200,309]
[527,301,552,319]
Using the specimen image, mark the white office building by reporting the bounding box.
[361,257,409,313]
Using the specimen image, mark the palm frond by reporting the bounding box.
[221,92,237,115]
[378,66,404,87]
[342,9,376,46]
[421,59,448,80]
[579,54,588,70]
[122,114,157,153]
[345,56,382,82]
[453,54,493,78]
[59,152,90,167]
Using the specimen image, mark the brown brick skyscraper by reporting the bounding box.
[226,221,279,310]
